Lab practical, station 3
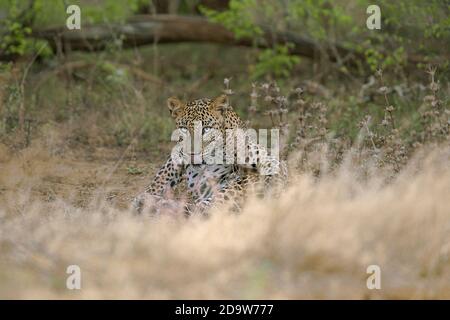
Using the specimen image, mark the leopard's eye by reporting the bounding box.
[202,127,212,134]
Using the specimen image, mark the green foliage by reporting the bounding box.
[0,22,31,56]
[287,0,354,41]
[251,44,300,79]
[200,0,263,39]
[203,0,449,76]
[0,0,144,59]
[0,0,32,56]
[202,0,302,79]
[202,0,354,78]
[126,165,145,175]
[100,62,130,85]
[80,0,140,24]
[357,0,449,69]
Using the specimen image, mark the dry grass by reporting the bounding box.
[0,54,449,299]
[0,137,449,299]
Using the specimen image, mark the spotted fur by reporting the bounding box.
[133,95,287,215]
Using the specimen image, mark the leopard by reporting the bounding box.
[133,94,287,215]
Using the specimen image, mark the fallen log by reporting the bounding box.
[33,60,165,92]
[31,14,360,64]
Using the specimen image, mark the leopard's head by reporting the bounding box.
[167,95,244,164]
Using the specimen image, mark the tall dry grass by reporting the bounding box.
[0,139,449,299]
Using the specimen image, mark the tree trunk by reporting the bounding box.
[30,15,360,65]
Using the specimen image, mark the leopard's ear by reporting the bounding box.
[167,97,184,118]
[210,94,229,113]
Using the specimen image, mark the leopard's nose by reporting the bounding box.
[190,152,203,164]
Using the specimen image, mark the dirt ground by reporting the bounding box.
[0,141,162,210]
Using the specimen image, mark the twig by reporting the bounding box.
[18,43,46,141]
